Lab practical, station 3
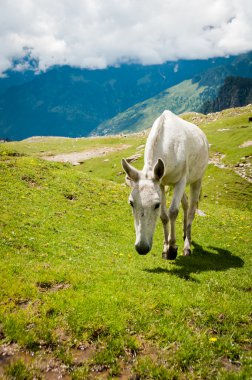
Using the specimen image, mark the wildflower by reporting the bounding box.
[209,337,218,343]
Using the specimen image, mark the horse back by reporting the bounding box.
[144,111,208,185]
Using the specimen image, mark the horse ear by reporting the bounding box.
[122,159,139,186]
[154,158,165,181]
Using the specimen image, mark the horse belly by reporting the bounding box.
[187,143,209,184]
[161,160,187,185]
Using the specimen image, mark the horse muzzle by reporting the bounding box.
[135,242,151,255]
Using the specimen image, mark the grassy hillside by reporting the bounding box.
[184,104,252,180]
[0,107,251,379]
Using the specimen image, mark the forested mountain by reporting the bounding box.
[0,52,251,140]
[93,53,252,136]
[201,76,252,113]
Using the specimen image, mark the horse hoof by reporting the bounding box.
[162,252,168,260]
[165,246,178,260]
[183,248,191,256]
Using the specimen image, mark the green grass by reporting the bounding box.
[3,135,140,156]
[0,107,251,379]
[184,105,252,165]
[203,113,252,165]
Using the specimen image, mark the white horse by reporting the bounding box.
[122,110,209,259]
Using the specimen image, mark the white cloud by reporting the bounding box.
[0,0,251,74]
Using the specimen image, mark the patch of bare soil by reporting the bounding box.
[234,155,252,183]
[43,144,131,165]
[71,343,96,366]
[220,356,241,372]
[125,153,142,163]
[208,152,227,169]
[118,335,179,379]
[36,281,70,292]
[0,343,72,379]
[0,334,181,379]
[209,153,252,183]
[239,140,252,148]
[21,175,42,189]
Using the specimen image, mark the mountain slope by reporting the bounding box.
[93,56,252,135]
[92,80,208,135]
[202,76,252,113]
[1,53,251,140]
[0,60,223,141]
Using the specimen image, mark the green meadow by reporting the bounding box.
[0,106,251,379]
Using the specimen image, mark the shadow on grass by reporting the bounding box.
[145,242,244,281]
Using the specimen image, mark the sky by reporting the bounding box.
[0,0,252,75]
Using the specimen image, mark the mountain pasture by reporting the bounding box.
[0,107,251,379]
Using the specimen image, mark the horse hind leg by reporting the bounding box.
[183,179,202,256]
[160,186,170,258]
[181,192,188,241]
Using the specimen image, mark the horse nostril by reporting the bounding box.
[135,243,150,255]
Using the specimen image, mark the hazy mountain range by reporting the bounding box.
[0,52,251,140]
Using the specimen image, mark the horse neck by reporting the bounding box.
[142,162,153,179]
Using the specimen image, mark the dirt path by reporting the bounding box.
[43,144,131,165]
[42,142,252,182]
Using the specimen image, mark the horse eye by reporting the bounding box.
[129,200,134,208]
[154,202,160,210]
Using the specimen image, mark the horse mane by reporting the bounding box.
[144,111,167,172]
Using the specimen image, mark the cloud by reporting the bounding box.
[0,0,251,74]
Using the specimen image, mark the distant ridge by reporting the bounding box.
[0,52,251,140]
[201,76,252,113]
[92,55,252,136]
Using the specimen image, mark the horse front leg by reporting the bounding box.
[160,186,169,259]
[163,177,186,260]
[183,179,202,256]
